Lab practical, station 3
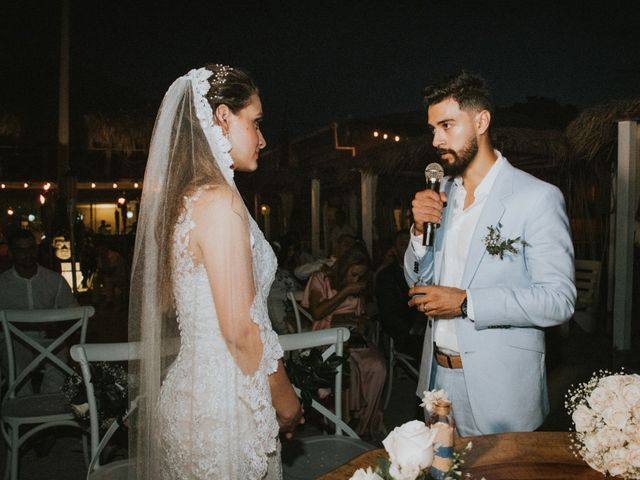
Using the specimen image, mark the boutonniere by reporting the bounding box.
[483,222,529,259]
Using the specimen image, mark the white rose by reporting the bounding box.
[596,426,626,449]
[588,385,618,411]
[572,404,597,432]
[604,448,629,477]
[583,432,601,454]
[627,443,640,469]
[388,462,420,480]
[602,401,631,430]
[599,375,626,391]
[382,420,437,477]
[622,381,640,408]
[349,467,383,480]
[420,389,448,410]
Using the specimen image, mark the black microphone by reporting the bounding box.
[423,162,444,246]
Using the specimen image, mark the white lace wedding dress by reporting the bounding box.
[157,191,283,479]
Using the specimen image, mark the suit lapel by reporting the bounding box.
[434,178,455,284]
[460,160,515,288]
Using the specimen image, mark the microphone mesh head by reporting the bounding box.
[425,162,444,182]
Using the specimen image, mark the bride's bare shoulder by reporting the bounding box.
[189,184,246,219]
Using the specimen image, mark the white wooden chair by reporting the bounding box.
[0,306,94,480]
[286,291,313,333]
[278,328,374,479]
[69,342,139,480]
[573,259,601,333]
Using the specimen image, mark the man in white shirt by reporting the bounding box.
[404,72,575,435]
[0,229,78,395]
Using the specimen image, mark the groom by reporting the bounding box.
[404,71,576,436]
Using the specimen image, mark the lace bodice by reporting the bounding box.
[157,189,283,479]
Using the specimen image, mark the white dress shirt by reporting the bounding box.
[411,153,505,353]
[0,265,78,310]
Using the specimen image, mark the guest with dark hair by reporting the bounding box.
[302,242,387,438]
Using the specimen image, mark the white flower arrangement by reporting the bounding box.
[349,390,472,480]
[566,370,640,479]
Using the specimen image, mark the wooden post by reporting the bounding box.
[613,121,638,350]
[311,179,321,257]
[360,171,378,256]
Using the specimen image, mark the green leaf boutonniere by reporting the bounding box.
[483,222,529,259]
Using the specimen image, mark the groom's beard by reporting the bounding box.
[437,136,478,177]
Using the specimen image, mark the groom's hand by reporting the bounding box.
[408,285,466,318]
[412,190,447,235]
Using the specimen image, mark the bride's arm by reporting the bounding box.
[192,188,302,432]
[191,187,263,375]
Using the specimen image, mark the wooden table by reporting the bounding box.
[318,431,606,480]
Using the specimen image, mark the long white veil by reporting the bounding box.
[127,68,260,479]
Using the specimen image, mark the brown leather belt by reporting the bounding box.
[434,349,463,369]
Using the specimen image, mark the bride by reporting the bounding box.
[128,65,303,479]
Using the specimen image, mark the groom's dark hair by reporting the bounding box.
[422,70,493,114]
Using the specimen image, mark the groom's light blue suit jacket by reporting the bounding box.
[404,159,576,433]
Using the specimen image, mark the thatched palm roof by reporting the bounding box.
[84,113,153,156]
[566,99,640,167]
[358,126,569,175]
[0,114,21,140]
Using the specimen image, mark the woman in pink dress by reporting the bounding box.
[302,243,386,439]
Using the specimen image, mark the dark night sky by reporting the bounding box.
[2,0,640,143]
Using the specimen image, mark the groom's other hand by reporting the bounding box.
[408,284,466,318]
[411,190,447,235]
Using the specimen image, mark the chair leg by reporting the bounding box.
[383,343,395,410]
[9,428,18,480]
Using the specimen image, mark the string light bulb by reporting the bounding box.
[1,184,5,189]
[23,182,28,188]
[43,182,51,191]
[39,195,46,205]
[134,182,139,188]
[7,208,14,216]
[91,183,96,189]
[394,135,400,142]
[383,133,388,140]
[373,131,379,138]
[117,197,126,205]
[112,183,118,189]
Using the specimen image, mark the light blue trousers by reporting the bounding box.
[432,364,483,437]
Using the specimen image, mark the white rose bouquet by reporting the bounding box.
[566,370,640,479]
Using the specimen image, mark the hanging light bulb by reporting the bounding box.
[112,183,118,189]
[7,208,14,216]
[23,182,28,188]
[39,195,46,205]
[383,133,388,140]
[133,182,139,188]
[394,135,400,142]
[91,183,96,189]
[0,184,5,189]
[373,131,379,138]
[117,197,126,205]
[43,182,51,191]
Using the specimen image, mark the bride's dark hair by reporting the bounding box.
[156,65,259,314]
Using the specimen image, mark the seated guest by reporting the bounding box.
[302,242,386,438]
[294,232,356,282]
[0,229,78,395]
[375,229,424,360]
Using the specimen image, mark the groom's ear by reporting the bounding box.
[214,104,231,131]
[475,110,491,135]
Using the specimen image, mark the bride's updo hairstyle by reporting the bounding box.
[156,64,259,314]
